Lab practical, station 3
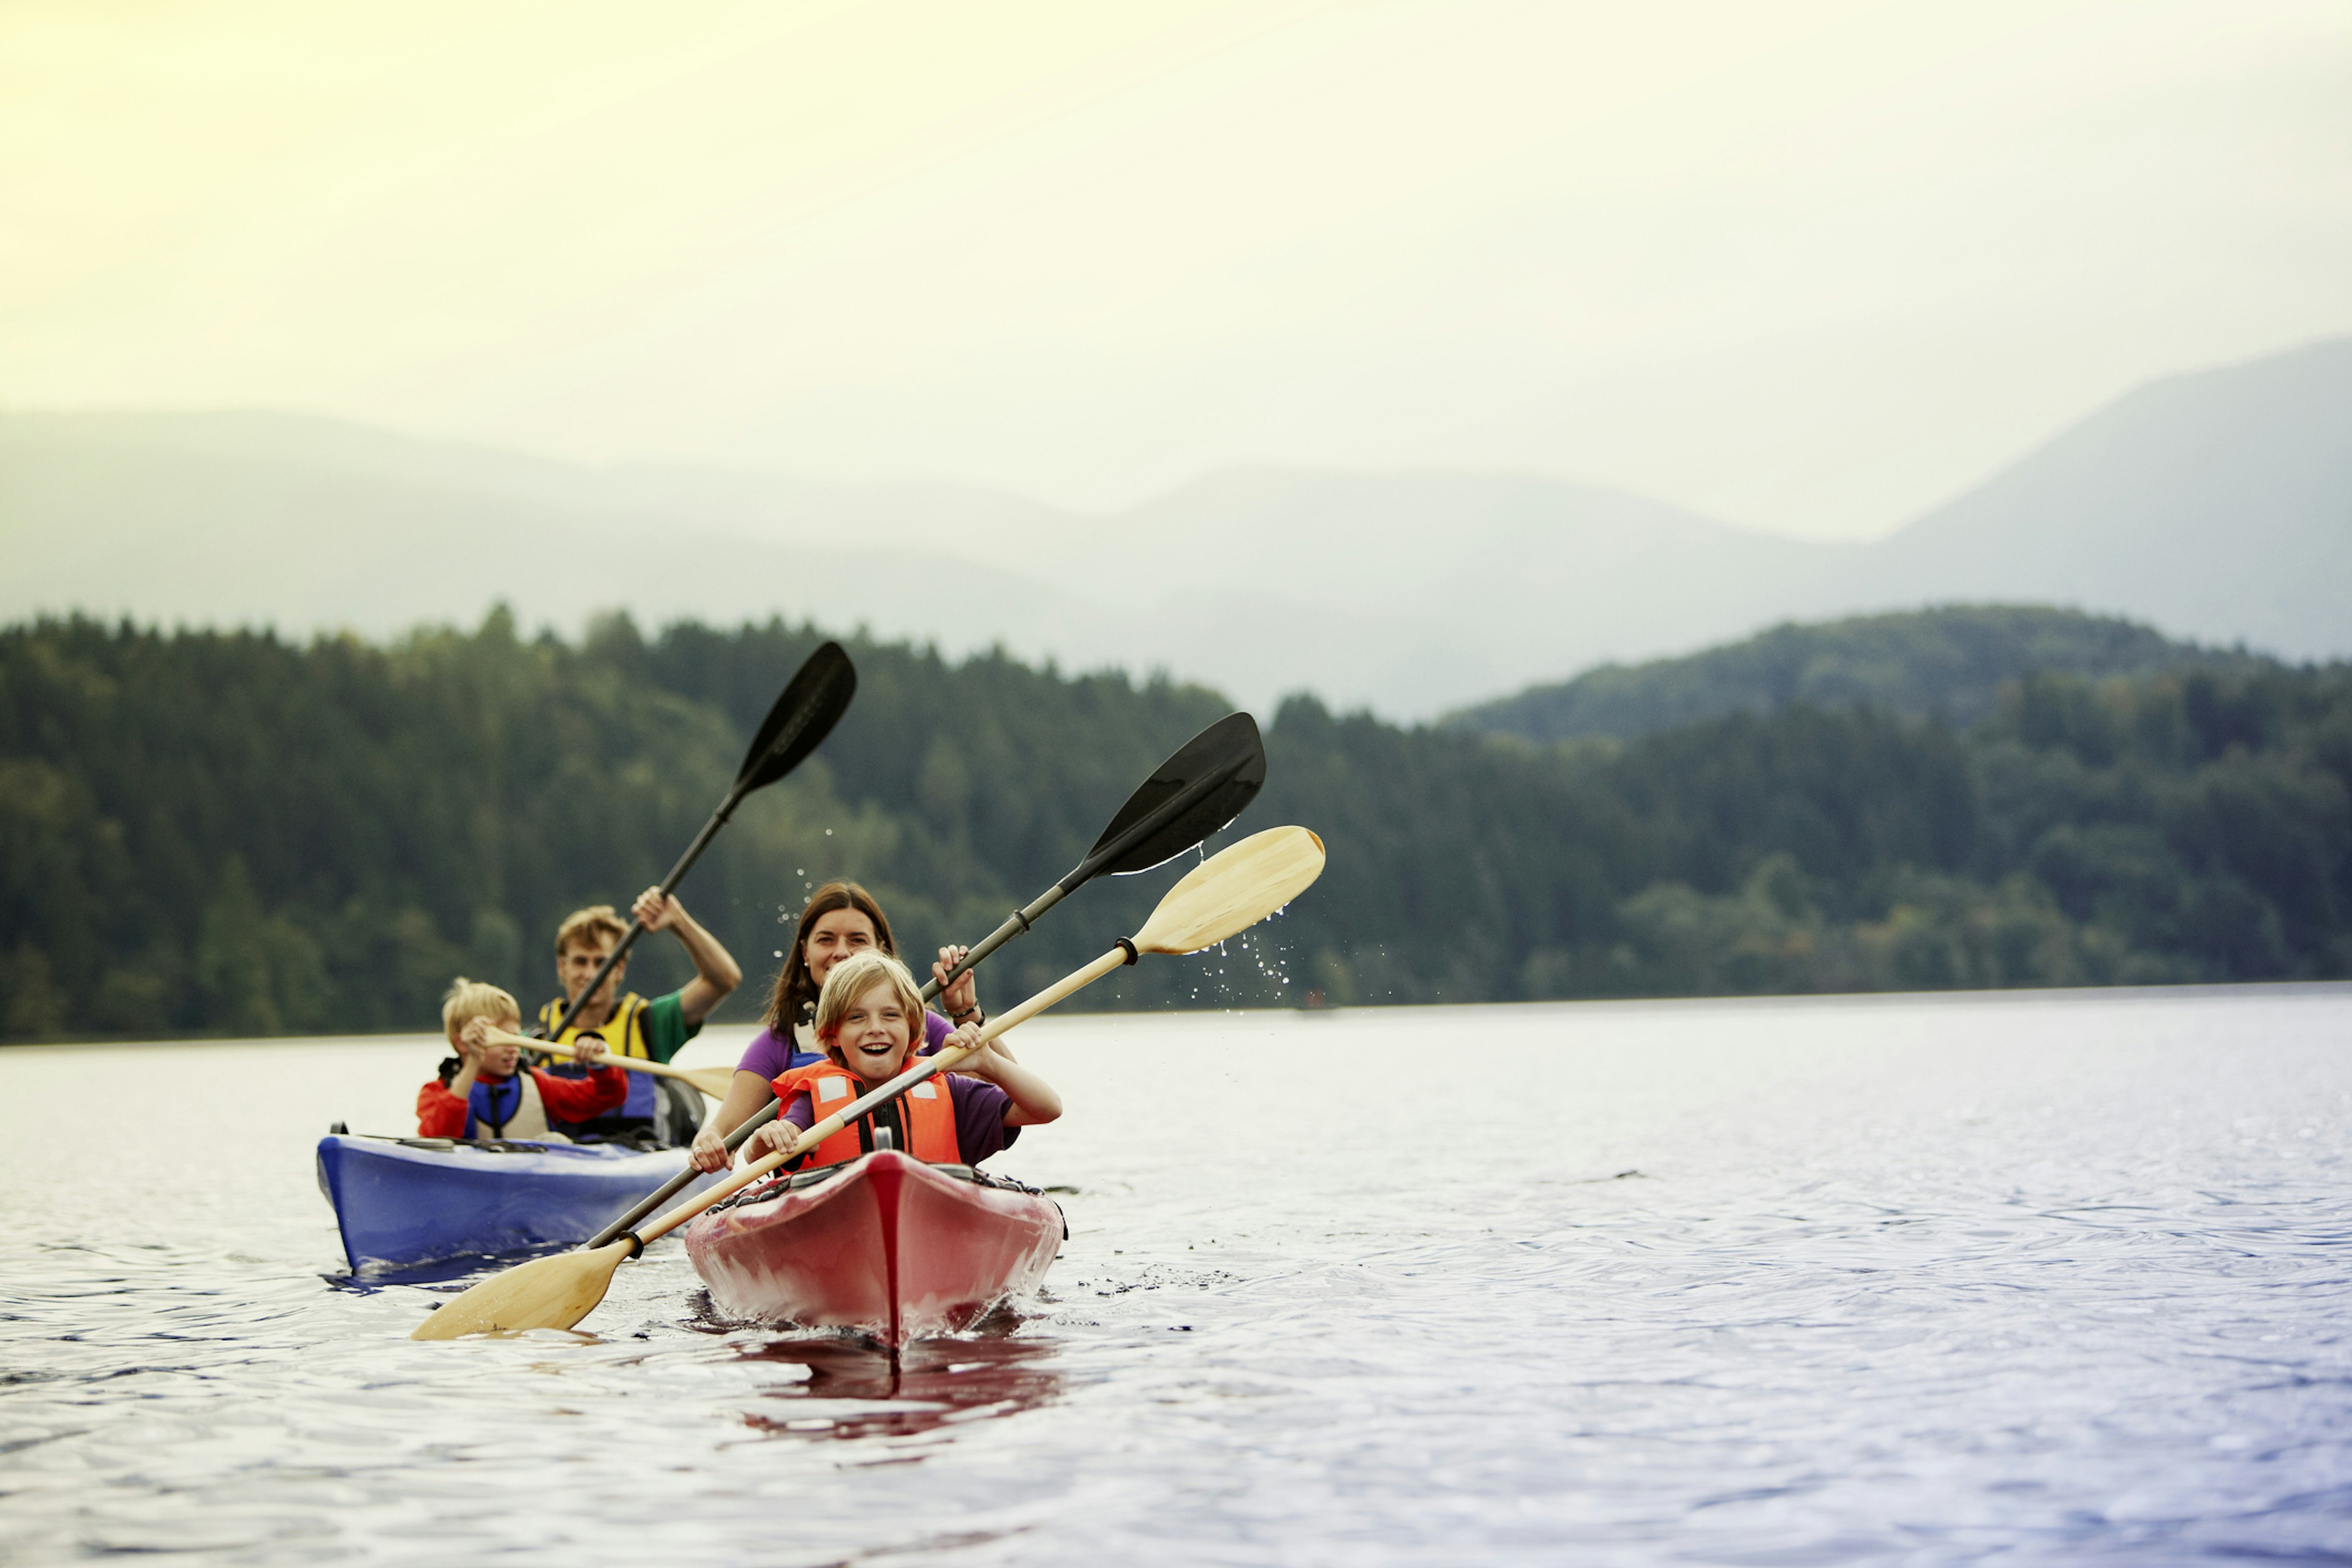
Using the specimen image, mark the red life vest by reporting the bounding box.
[770,1060,960,1167]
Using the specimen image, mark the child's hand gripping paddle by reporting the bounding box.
[471,1023,736,1101]
[409,825,1325,1340]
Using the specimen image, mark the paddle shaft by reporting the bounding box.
[545,790,745,1041]
[628,944,1134,1249]
[927,747,1249,1000]
[489,1027,719,1089]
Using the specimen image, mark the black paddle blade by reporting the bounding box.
[736,641,857,794]
[1088,711,1265,877]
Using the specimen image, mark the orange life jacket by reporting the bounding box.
[770,1060,960,1167]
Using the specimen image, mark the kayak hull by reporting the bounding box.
[315,1133,712,1272]
[684,1150,1062,1346]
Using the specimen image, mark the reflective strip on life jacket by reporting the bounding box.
[538,992,654,1119]
[770,1061,959,1167]
[466,1071,549,1139]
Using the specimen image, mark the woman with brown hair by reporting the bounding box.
[685,881,986,1173]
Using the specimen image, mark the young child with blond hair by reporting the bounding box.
[739,950,1059,1172]
[417,978,625,1141]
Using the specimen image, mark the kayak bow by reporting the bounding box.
[683,1150,1063,1345]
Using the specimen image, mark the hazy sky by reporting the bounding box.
[5,0,2347,537]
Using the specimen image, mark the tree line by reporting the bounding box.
[1449,603,2264,742]
[2,610,2346,1041]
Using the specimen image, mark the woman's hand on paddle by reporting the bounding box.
[571,1036,609,1068]
[933,949,1014,1059]
[688,1125,733,1173]
[934,945,979,1019]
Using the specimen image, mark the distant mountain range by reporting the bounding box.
[1821,338,2352,657]
[4,337,2346,717]
[1448,605,2272,742]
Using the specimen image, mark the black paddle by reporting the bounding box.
[582,709,1265,1248]
[929,709,1268,995]
[545,641,858,1043]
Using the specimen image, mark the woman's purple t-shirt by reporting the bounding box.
[736,1008,952,1080]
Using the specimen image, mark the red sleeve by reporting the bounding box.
[417,1080,466,1138]
[531,1065,628,1119]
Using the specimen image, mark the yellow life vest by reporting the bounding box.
[536,992,658,1123]
[537,992,651,1058]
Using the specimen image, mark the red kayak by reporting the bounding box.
[683,1150,1064,1346]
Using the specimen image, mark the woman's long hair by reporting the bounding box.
[763,881,897,1035]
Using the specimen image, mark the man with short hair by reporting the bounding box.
[535,886,742,1144]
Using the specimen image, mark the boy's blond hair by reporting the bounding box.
[555,904,628,957]
[442,976,521,1039]
[813,950,926,1058]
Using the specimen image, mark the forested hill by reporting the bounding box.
[4,610,2348,1042]
[1449,606,2258,742]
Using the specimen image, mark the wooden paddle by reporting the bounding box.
[580,709,1268,1250]
[472,1025,736,1101]
[541,641,856,1043]
[410,824,1325,1340]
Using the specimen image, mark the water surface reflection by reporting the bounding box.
[728,1327,1068,1441]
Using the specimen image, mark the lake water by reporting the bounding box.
[4,987,2350,1565]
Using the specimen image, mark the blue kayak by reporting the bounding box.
[315,1134,717,1272]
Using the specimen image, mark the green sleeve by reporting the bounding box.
[642,990,702,1063]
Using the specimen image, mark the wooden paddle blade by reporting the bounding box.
[1085,712,1266,878]
[679,1065,735,1099]
[1132,826,1324,956]
[407,1240,634,1340]
[736,641,856,794]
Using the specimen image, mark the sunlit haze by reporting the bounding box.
[4,0,2346,536]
